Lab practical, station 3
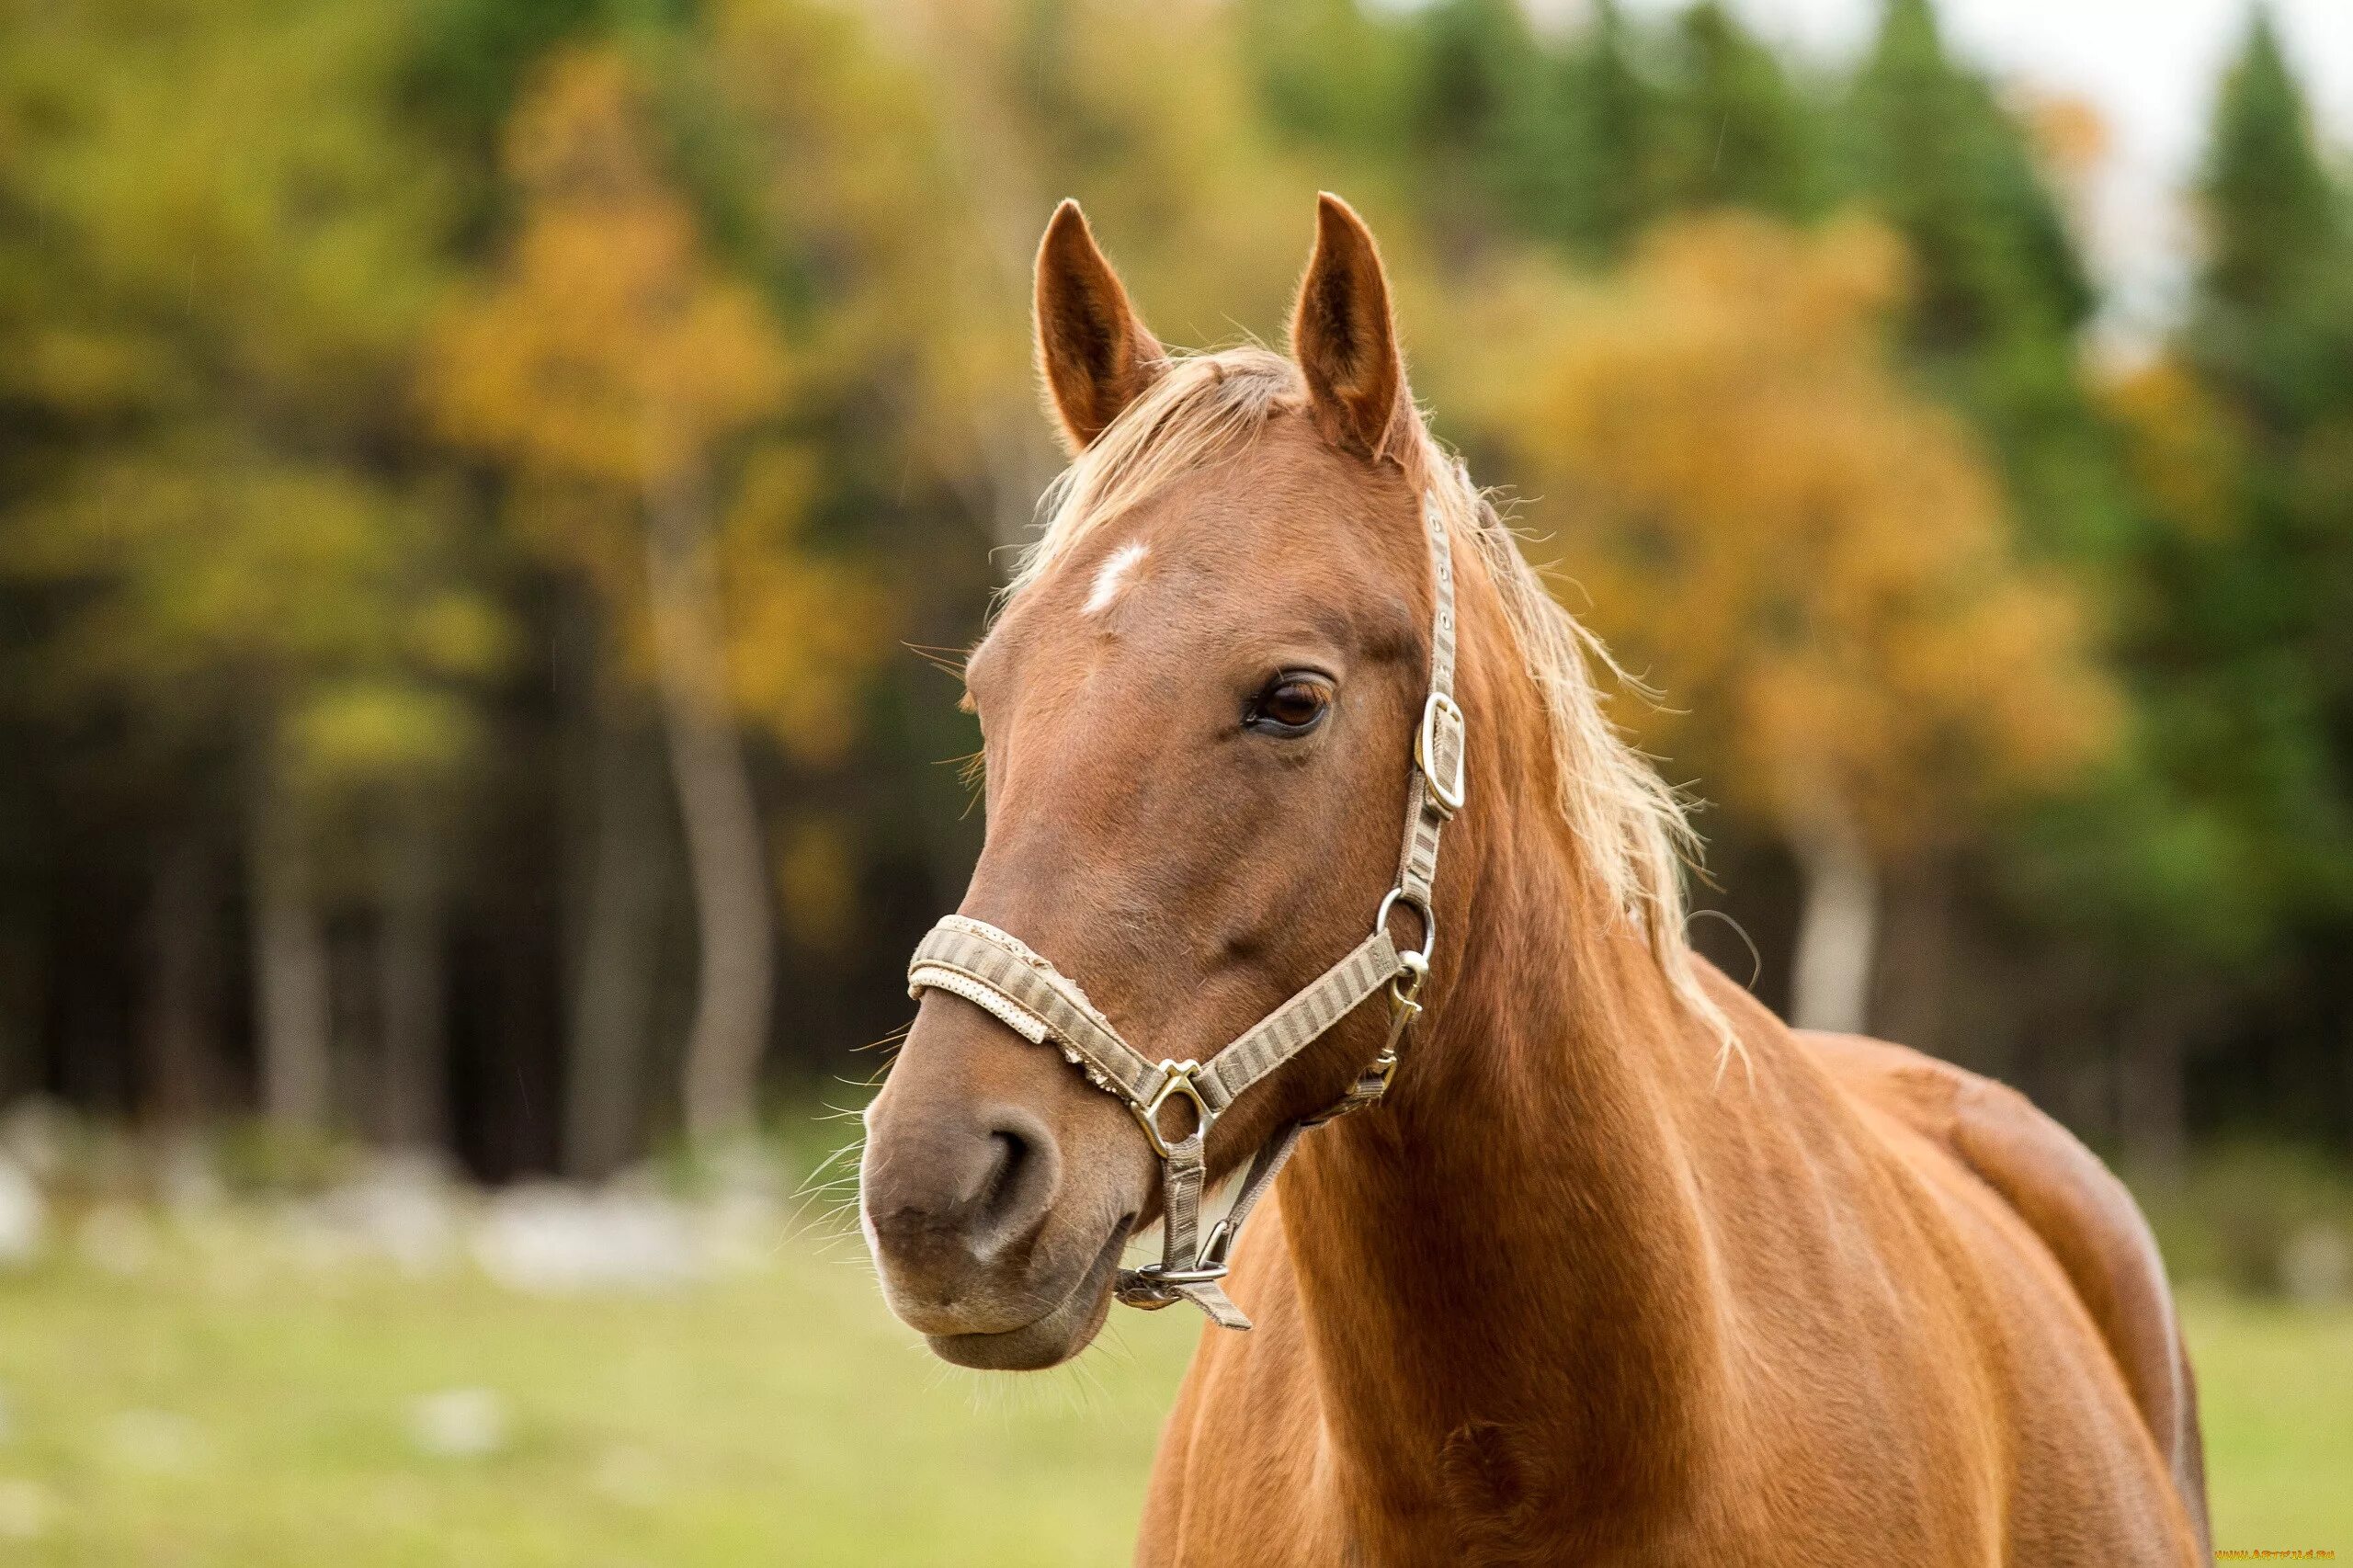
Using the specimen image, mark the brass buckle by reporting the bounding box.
[1381,951,1426,1060]
[1416,691,1467,816]
[1131,1059,1213,1159]
[1391,947,1429,1007]
[1366,947,1427,1097]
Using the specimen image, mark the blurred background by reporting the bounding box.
[1,0,2349,1560]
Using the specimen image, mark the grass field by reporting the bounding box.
[0,1221,2343,1565]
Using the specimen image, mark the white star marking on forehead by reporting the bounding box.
[1082,540,1149,617]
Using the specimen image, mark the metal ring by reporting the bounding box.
[1374,888,1435,966]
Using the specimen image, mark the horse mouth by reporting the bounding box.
[926,1217,1132,1371]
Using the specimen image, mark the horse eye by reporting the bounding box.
[1245,675,1333,736]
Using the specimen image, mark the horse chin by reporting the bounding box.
[925,1221,1128,1371]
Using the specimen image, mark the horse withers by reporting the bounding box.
[858,193,2211,1567]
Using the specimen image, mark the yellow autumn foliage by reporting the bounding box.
[1490,213,2117,850]
[426,45,878,762]
[2103,356,2246,543]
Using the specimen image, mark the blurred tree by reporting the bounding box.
[1400,0,1552,244]
[1392,0,1670,260]
[901,0,1315,548]
[1492,214,2116,1032]
[1236,0,1417,165]
[0,0,492,1139]
[430,45,872,1160]
[2190,7,2351,430]
[1839,0,2091,358]
[1543,0,1670,256]
[1655,2,1823,221]
[1836,0,2123,565]
[1998,10,2353,1170]
[0,0,2347,1176]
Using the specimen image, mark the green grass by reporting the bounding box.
[0,1220,1201,1567]
[0,1228,2341,1564]
[2179,1288,2353,1555]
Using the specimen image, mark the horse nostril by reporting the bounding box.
[979,1127,1023,1206]
[969,1108,1060,1260]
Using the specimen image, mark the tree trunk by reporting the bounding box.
[246,754,332,1131]
[642,447,774,1152]
[904,1,1064,552]
[1786,787,1880,1037]
[376,807,447,1152]
[141,825,218,1128]
[2117,993,2189,1185]
[1867,861,1955,1061]
[562,669,670,1180]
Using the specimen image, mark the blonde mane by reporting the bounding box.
[1006,347,1732,1051]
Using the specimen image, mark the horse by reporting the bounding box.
[858,193,2211,1566]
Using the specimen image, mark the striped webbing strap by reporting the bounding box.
[906,484,1466,1329]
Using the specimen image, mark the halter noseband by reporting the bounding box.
[905,488,1465,1329]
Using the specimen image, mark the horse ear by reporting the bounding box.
[1034,200,1165,453]
[1290,193,1413,461]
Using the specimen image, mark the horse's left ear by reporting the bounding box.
[1290,193,1414,462]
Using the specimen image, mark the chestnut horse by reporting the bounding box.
[860,195,2211,1566]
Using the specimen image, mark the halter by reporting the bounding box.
[905,488,1465,1329]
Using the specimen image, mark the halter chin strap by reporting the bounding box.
[907,487,1465,1329]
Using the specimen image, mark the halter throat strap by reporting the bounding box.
[906,486,1465,1329]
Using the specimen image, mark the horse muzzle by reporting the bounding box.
[859,992,1147,1367]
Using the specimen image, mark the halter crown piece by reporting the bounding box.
[906,487,1465,1329]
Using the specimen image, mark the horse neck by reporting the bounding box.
[1276,618,1730,1534]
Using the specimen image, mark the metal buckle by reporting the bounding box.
[1160,1220,1236,1285]
[1127,1219,1234,1296]
[1375,888,1436,968]
[1415,691,1467,816]
[1131,1059,1213,1160]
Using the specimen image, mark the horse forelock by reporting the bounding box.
[1004,343,1734,1058]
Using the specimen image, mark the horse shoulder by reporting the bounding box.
[1802,1030,2211,1562]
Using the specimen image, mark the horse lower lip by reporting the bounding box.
[1019,1218,1130,1329]
[931,1218,1131,1357]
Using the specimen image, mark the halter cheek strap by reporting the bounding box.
[906,488,1465,1330]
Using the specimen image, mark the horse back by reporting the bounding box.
[1803,1030,2212,1561]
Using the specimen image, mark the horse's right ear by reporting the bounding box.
[1291,193,1413,462]
[1034,200,1165,453]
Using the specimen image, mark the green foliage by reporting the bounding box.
[0,0,496,818]
[1236,0,1417,160]
[1654,2,1824,220]
[2192,7,2352,430]
[0,0,2349,1160]
[2027,8,2353,995]
[1838,0,2093,352]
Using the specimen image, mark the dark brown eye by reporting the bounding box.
[1245,674,1333,736]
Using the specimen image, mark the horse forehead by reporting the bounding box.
[1072,462,1409,626]
[1041,528,1371,669]
[979,425,1424,682]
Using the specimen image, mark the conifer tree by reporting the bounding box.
[2190,6,2353,440]
[1545,0,1667,257]
[1657,1,1820,220]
